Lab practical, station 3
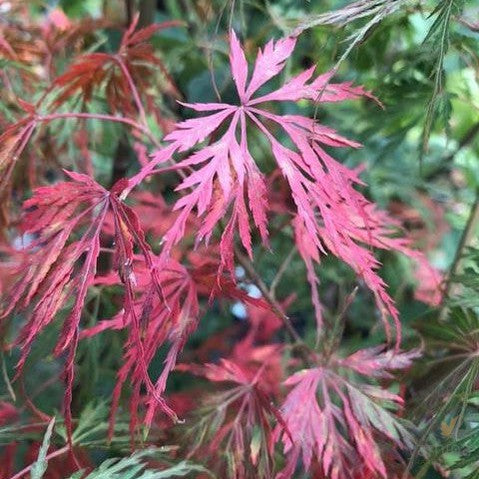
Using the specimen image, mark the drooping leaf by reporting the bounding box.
[125,30,424,343]
[52,16,181,114]
[178,356,285,479]
[82,247,270,435]
[1,173,185,439]
[276,347,419,478]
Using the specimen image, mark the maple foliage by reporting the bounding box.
[1,172,162,439]
[277,347,419,479]
[1,170,269,441]
[82,247,268,435]
[52,14,181,116]
[177,356,284,479]
[125,31,426,344]
[0,4,454,479]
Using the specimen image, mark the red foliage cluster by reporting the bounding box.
[0,8,442,478]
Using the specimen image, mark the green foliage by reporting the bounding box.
[67,450,211,479]
[409,308,479,476]
[31,418,56,479]
[421,0,464,156]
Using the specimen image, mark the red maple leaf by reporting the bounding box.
[52,15,181,115]
[276,347,420,479]
[177,356,286,479]
[81,246,270,435]
[0,172,178,441]
[124,31,422,343]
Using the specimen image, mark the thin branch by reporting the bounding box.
[425,120,479,180]
[8,445,70,479]
[1,353,15,401]
[455,16,479,32]
[115,56,148,127]
[234,246,301,342]
[442,189,479,304]
[38,112,160,147]
[444,121,479,163]
[234,246,314,367]
[270,246,296,300]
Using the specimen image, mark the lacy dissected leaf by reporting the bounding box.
[126,30,423,342]
[52,16,180,114]
[0,18,43,90]
[83,256,198,434]
[0,5,103,73]
[276,347,419,479]
[0,172,180,440]
[1,171,108,441]
[409,308,479,473]
[0,117,37,195]
[177,356,285,479]
[82,250,269,435]
[66,449,210,479]
[421,0,463,155]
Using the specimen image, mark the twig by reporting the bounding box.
[234,246,313,366]
[270,247,296,300]
[234,246,301,341]
[442,189,479,304]
[1,353,15,401]
[115,56,148,127]
[425,120,479,181]
[456,16,479,32]
[324,287,358,359]
[444,121,479,163]
[38,112,160,147]
[8,445,70,479]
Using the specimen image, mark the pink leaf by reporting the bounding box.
[244,36,296,100]
[127,30,422,345]
[277,347,415,479]
[229,30,248,102]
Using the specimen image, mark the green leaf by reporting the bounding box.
[67,449,212,479]
[30,417,56,479]
[421,0,464,156]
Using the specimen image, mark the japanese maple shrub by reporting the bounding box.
[0,8,436,479]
